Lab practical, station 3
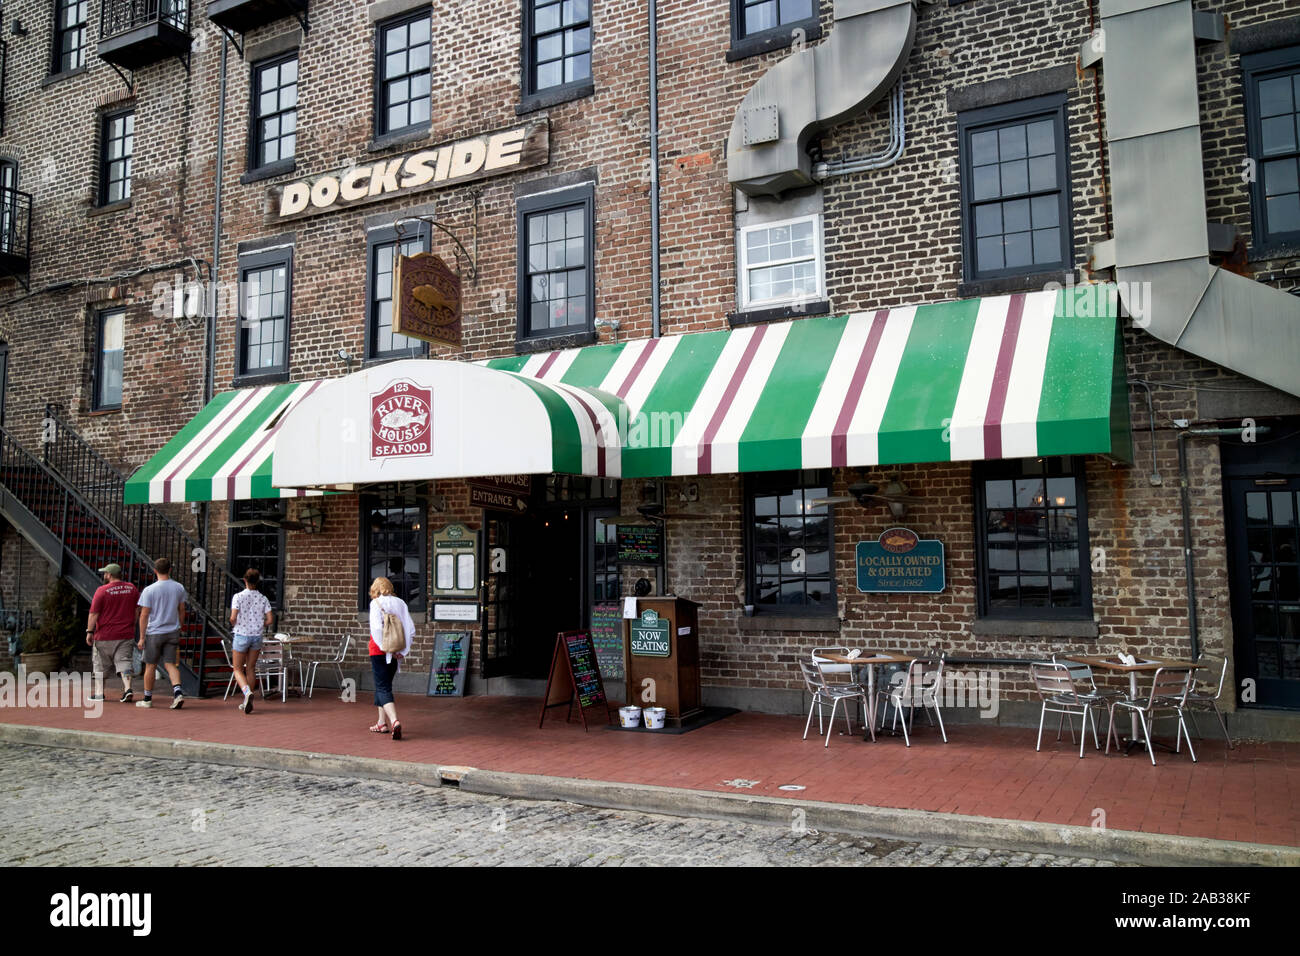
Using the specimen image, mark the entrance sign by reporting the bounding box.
[856,527,946,593]
[468,475,532,514]
[427,631,470,697]
[268,119,550,222]
[394,253,461,350]
[538,630,611,731]
[629,608,671,657]
[371,381,432,460]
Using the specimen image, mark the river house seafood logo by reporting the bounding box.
[879,527,919,554]
[371,381,432,460]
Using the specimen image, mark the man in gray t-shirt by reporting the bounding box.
[136,557,188,709]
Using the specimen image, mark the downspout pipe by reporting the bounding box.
[814,81,905,178]
[649,0,661,339]
[1097,0,1300,397]
[1176,425,1269,660]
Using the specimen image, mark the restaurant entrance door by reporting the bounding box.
[480,477,620,680]
[1223,420,1300,709]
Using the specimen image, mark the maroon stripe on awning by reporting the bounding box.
[161,388,264,503]
[614,337,659,399]
[697,326,767,475]
[830,310,889,468]
[225,380,325,500]
[982,293,1025,461]
[534,350,562,378]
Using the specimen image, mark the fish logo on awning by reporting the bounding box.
[371,381,433,460]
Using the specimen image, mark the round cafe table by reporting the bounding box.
[1065,655,1198,752]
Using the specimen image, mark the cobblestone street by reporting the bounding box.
[0,743,1124,866]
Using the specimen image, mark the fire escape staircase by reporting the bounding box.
[0,407,238,695]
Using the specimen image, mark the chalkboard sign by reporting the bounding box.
[538,630,611,731]
[617,524,663,564]
[590,602,625,681]
[427,631,470,697]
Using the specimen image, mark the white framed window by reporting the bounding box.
[738,214,824,310]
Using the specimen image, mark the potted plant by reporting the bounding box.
[20,579,82,674]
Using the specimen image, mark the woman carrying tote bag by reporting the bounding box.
[367,576,415,740]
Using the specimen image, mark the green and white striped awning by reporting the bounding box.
[124,381,327,504]
[128,287,1130,502]
[484,286,1131,476]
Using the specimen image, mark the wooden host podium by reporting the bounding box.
[623,596,702,728]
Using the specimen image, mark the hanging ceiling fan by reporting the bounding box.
[229,506,322,532]
[808,480,923,515]
[607,502,710,526]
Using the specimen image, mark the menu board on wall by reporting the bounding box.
[617,524,663,565]
[427,631,470,697]
[589,602,624,681]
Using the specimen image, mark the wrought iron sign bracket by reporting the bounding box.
[107,63,134,96]
[394,211,479,285]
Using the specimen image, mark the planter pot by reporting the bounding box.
[20,652,61,674]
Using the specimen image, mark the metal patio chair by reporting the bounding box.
[1030,661,1117,758]
[300,634,352,698]
[1107,666,1198,766]
[255,633,291,702]
[1051,654,1125,751]
[1183,655,1233,750]
[876,656,947,746]
[800,659,872,746]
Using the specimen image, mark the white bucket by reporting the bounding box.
[643,706,667,730]
[618,705,642,728]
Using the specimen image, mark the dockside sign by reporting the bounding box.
[267,118,549,222]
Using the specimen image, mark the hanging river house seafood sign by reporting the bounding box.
[266,119,550,223]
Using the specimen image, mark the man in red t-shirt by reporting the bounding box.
[86,563,140,703]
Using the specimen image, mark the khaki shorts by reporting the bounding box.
[142,630,180,666]
[92,638,133,676]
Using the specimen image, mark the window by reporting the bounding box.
[734,0,813,39]
[974,457,1092,619]
[524,0,591,95]
[738,215,823,310]
[93,308,124,410]
[959,94,1071,281]
[99,110,134,206]
[0,160,17,257]
[251,52,298,171]
[52,0,88,74]
[228,500,285,610]
[375,10,431,137]
[1244,47,1300,250]
[365,223,430,361]
[745,470,834,614]
[236,249,292,380]
[360,483,427,612]
[516,184,595,339]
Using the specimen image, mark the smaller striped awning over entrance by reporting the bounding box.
[124,381,327,505]
[484,286,1131,476]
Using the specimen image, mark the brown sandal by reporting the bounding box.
[369,722,390,733]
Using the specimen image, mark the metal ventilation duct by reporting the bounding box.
[1099,0,1300,397]
[727,0,918,197]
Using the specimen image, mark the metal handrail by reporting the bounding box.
[5,418,235,690]
[0,186,31,263]
[100,0,190,39]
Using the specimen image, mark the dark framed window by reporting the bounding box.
[365,222,430,361]
[1243,46,1300,252]
[974,457,1093,620]
[98,110,134,206]
[0,160,18,258]
[360,483,427,612]
[236,249,292,381]
[958,94,1072,281]
[733,0,814,39]
[516,184,595,340]
[523,0,591,96]
[52,0,89,74]
[744,469,834,614]
[250,52,298,172]
[375,10,431,137]
[92,308,124,411]
[228,499,285,610]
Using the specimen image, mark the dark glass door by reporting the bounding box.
[1227,476,1300,708]
[481,512,519,679]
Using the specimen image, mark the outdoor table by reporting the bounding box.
[1065,655,1198,753]
[267,634,316,697]
[821,651,917,740]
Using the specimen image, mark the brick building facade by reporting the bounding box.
[1,0,1299,730]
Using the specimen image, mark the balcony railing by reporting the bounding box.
[99,0,192,72]
[0,187,31,277]
[1,38,8,136]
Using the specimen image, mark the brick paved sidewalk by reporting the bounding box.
[1,689,1296,847]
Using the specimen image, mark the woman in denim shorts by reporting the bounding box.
[229,568,273,714]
